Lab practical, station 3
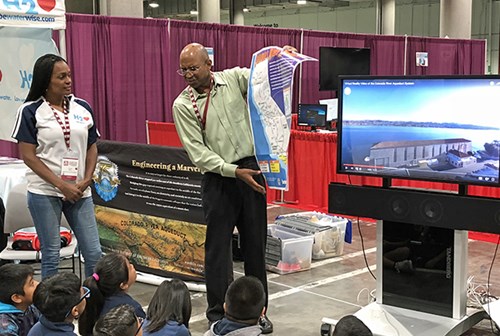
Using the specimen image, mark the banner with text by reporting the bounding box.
[0,27,59,141]
[0,0,66,29]
[93,140,206,282]
[248,47,316,190]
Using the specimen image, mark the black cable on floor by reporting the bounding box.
[487,235,500,335]
[357,216,376,280]
[346,175,376,280]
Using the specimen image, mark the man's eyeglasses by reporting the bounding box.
[177,65,201,76]
[136,316,145,335]
[65,286,91,318]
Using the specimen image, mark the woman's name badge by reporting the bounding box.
[61,150,79,182]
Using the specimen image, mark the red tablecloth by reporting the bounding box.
[146,121,183,148]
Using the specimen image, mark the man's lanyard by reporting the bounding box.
[188,76,214,131]
[47,97,71,149]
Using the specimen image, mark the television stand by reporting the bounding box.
[321,303,486,336]
[319,209,487,335]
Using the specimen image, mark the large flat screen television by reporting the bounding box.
[319,47,371,91]
[337,75,500,186]
[298,103,327,131]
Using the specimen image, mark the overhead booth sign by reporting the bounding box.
[0,0,66,29]
[93,141,206,282]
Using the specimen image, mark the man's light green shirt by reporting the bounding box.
[172,67,254,178]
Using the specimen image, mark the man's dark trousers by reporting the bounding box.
[202,157,268,322]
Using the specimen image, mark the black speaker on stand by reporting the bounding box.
[328,183,500,234]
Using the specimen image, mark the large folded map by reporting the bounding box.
[248,46,316,190]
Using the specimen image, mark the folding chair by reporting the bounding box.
[0,182,81,278]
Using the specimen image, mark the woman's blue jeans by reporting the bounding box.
[27,192,103,279]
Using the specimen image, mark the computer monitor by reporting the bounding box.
[298,104,327,131]
[319,47,371,91]
[319,98,338,122]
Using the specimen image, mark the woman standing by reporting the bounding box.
[11,54,102,278]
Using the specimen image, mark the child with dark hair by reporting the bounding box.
[205,276,265,336]
[332,315,373,336]
[93,304,144,336]
[0,264,40,336]
[78,252,146,336]
[28,272,88,335]
[143,279,191,336]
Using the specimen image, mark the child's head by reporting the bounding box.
[332,315,372,336]
[224,276,265,325]
[146,279,191,333]
[0,264,38,310]
[33,272,86,323]
[88,252,136,296]
[93,304,143,336]
[79,253,136,336]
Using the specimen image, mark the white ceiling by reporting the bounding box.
[143,0,444,19]
[143,0,372,19]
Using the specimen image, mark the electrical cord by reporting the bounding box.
[356,288,376,305]
[347,175,376,280]
[356,287,370,305]
[467,275,497,309]
[486,235,500,335]
[357,216,376,280]
[380,307,401,336]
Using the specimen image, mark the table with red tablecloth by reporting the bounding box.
[145,120,350,211]
[146,120,500,242]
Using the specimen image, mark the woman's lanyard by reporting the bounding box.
[188,76,214,131]
[47,97,71,150]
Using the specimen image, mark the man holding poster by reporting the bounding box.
[173,43,304,334]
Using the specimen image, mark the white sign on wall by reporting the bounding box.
[0,27,59,141]
[0,0,66,29]
[416,52,428,67]
[206,47,214,66]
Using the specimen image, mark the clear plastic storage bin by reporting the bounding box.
[275,212,348,260]
[265,224,314,274]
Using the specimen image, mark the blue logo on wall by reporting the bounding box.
[93,155,120,202]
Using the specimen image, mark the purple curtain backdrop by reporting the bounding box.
[0,14,486,157]
[65,14,171,142]
[406,36,485,75]
[0,141,18,158]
